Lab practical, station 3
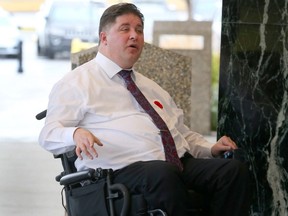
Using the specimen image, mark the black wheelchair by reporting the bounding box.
[55,149,169,216]
[36,110,242,216]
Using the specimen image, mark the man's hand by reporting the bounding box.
[211,135,238,157]
[73,128,103,160]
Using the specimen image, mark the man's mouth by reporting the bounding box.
[128,44,138,49]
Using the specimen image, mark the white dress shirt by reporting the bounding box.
[39,52,213,171]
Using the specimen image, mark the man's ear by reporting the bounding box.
[100,32,107,45]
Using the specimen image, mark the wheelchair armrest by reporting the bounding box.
[35,109,47,120]
[60,168,96,186]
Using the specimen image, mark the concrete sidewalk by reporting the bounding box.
[0,139,64,216]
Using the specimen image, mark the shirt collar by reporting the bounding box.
[95,52,133,78]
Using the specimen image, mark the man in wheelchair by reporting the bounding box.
[39,3,251,216]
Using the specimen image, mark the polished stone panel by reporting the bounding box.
[218,0,288,215]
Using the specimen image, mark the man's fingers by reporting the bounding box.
[88,144,98,158]
[76,146,83,160]
[81,144,94,160]
[226,136,237,148]
[93,136,103,146]
[76,143,95,160]
[74,128,103,160]
[78,139,103,160]
[222,136,237,149]
[88,135,104,156]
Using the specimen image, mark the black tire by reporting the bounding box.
[37,40,44,56]
[45,47,55,59]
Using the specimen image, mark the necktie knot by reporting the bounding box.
[118,70,133,82]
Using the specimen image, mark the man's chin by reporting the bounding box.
[127,53,141,62]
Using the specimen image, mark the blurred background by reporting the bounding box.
[0,0,221,215]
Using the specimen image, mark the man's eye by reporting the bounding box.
[120,27,129,31]
[136,28,143,34]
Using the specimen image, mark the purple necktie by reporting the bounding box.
[118,70,183,171]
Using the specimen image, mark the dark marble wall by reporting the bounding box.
[218,0,288,215]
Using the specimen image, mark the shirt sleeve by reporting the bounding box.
[183,128,214,158]
[38,79,85,155]
[169,97,214,158]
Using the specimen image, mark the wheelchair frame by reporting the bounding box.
[54,149,168,216]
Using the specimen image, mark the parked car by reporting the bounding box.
[0,7,22,58]
[35,0,106,59]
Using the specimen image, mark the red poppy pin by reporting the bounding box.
[154,100,163,109]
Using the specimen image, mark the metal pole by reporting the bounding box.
[17,40,23,73]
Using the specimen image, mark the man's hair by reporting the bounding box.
[98,3,144,37]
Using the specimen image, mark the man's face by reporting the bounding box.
[100,13,144,69]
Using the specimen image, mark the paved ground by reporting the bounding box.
[0,30,69,216]
[0,140,64,216]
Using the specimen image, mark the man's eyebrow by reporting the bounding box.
[118,23,130,29]
[120,23,130,27]
[118,23,143,29]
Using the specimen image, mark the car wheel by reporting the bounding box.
[37,40,44,56]
[46,49,55,59]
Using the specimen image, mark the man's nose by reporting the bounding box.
[129,30,138,40]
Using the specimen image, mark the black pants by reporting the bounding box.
[113,154,251,216]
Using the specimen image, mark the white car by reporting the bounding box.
[0,7,22,58]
